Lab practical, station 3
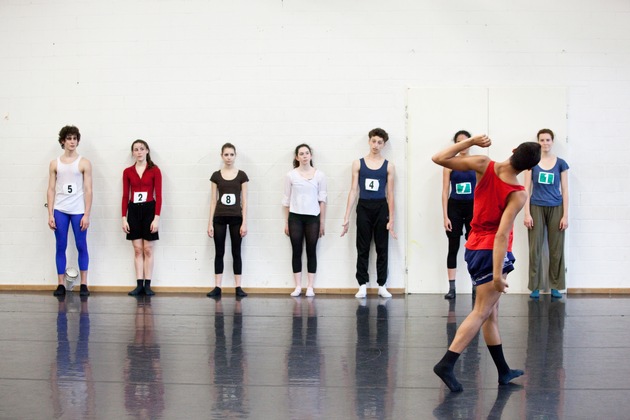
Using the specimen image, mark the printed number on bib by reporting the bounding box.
[221,193,236,206]
[365,178,380,192]
[455,182,472,194]
[63,183,77,195]
[537,172,555,185]
[133,192,148,203]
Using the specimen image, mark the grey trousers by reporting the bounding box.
[528,204,566,291]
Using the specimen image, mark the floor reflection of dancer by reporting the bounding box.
[51,294,94,417]
[124,296,164,419]
[525,298,566,419]
[355,301,392,419]
[210,298,249,417]
[287,298,323,417]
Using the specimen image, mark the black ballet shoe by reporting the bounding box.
[128,285,145,296]
[235,287,248,297]
[53,284,66,296]
[444,289,456,300]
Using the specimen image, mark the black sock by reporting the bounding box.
[488,344,524,384]
[144,279,151,287]
[433,350,463,392]
[448,280,455,291]
[136,279,143,287]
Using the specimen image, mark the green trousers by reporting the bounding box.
[528,204,566,291]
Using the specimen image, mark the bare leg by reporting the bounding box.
[132,239,144,279]
[233,274,240,287]
[215,273,223,288]
[142,240,154,279]
[448,282,502,353]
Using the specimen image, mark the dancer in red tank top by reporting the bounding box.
[431,135,541,392]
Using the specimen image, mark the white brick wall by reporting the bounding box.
[1,0,628,291]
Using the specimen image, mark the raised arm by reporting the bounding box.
[432,135,491,174]
[492,190,527,293]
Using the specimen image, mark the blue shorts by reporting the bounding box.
[464,249,515,286]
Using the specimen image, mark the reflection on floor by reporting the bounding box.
[0,292,629,419]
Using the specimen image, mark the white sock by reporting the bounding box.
[305,287,315,297]
[290,286,302,297]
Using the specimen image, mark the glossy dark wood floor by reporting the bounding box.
[1,291,629,419]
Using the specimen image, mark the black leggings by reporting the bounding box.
[213,216,243,275]
[446,199,473,269]
[288,213,320,273]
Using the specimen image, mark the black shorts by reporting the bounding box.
[126,201,159,241]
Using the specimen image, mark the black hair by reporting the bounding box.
[453,130,471,143]
[510,142,541,172]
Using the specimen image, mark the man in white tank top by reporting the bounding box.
[47,125,93,296]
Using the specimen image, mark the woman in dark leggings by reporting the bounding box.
[282,144,327,297]
[441,130,475,299]
[207,143,249,298]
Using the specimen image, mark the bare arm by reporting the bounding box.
[432,135,491,174]
[492,190,527,292]
[386,161,397,239]
[80,159,93,231]
[319,201,326,237]
[559,170,569,230]
[47,160,57,230]
[207,182,218,237]
[340,160,360,237]
[240,181,248,237]
[523,170,534,229]
[442,168,452,231]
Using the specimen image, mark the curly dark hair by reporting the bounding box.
[58,125,81,149]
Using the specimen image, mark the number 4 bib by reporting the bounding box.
[365,178,380,192]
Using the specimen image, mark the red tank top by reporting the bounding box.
[466,161,524,251]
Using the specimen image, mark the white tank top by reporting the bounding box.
[54,156,85,214]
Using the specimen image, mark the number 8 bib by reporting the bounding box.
[221,193,236,206]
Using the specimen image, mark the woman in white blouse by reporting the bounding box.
[283,144,327,297]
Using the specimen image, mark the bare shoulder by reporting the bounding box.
[387,160,395,173]
[79,157,92,172]
[49,159,57,172]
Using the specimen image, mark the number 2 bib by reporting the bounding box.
[133,192,148,203]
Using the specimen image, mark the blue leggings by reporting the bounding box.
[54,210,89,274]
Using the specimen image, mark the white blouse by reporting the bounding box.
[282,169,327,216]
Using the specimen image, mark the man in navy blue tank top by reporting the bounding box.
[341,128,397,298]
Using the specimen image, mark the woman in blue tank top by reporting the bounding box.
[441,130,475,299]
